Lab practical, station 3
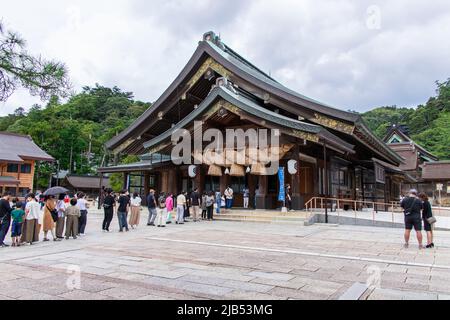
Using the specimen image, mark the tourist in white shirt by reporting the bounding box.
[224,186,234,209]
[176,192,187,225]
[76,193,89,236]
[129,192,142,229]
[23,193,41,245]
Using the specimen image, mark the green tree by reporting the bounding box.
[363,79,450,160]
[0,21,71,102]
[109,155,140,192]
[1,83,150,189]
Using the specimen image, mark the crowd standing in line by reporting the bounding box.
[0,191,91,247]
[0,186,437,250]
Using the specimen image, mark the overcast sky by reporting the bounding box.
[1,0,450,116]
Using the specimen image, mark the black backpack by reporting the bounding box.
[158,196,166,208]
[47,206,59,222]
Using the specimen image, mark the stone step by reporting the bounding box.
[223,210,308,217]
[215,214,307,226]
[214,216,307,225]
[218,214,307,222]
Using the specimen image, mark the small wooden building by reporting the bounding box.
[385,125,450,205]
[62,175,111,198]
[99,31,411,209]
[0,132,54,196]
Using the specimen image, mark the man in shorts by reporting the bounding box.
[401,189,423,249]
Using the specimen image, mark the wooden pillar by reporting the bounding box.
[194,166,205,194]
[161,170,169,194]
[168,168,178,195]
[248,173,256,209]
[144,172,151,196]
[291,144,304,210]
[156,172,162,193]
[323,142,329,223]
[122,172,129,191]
[98,174,104,210]
[220,172,228,194]
[256,175,268,209]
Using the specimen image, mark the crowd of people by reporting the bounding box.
[0,186,245,248]
[0,191,90,247]
[101,187,236,232]
[1,186,437,250]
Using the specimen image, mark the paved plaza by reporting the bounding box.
[1,209,450,300]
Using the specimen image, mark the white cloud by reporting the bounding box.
[1,0,450,116]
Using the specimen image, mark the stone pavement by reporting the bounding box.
[1,209,450,300]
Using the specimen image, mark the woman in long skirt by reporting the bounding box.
[129,192,142,229]
[55,194,66,239]
[43,196,60,242]
[22,193,41,245]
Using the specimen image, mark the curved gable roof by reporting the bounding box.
[384,126,439,162]
[106,31,400,164]
[106,34,359,151]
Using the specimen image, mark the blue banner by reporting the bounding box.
[278,167,285,202]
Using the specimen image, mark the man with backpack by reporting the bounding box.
[401,189,424,249]
[190,188,201,222]
[156,193,167,228]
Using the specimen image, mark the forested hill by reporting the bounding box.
[362,79,450,160]
[0,85,150,188]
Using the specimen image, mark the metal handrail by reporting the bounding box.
[305,197,401,211]
[305,197,403,227]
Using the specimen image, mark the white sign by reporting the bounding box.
[287,160,298,175]
[188,165,197,178]
[437,183,444,192]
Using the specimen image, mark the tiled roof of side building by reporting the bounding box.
[65,175,111,189]
[0,132,54,162]
[421,161,450,180]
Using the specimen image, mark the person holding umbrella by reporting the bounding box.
[41,187,69,242]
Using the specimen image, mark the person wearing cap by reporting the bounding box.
[401,189,424,249]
